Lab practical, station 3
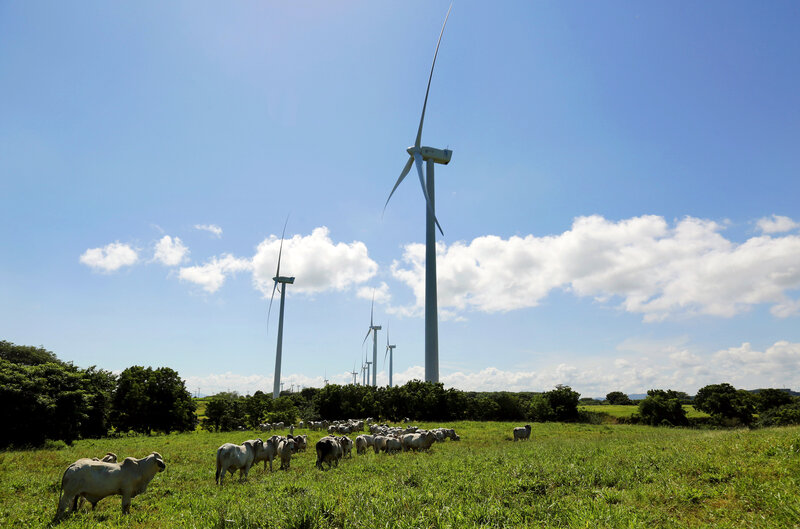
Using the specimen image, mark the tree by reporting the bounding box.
[694,383,755,425]
[528,394,554,422]
[606,391,632,405]
[0,340,62,366]
[112,366,196,434]
[637,391,688,426]
[544,385,580,422]
[755,388,793,413]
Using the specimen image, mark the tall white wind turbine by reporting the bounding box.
[383,4,453,384]
[385,324,397,388]
[361,293,381,387]
[268,218,295,399]
[351,363,359,386]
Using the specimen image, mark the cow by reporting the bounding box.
[278,438,296,470]
[384,437,403,454]
[251,437,277,471]
[215,439,263,484]
[513,424,532,441]
[373,435,388,454]
[293,434,308,452]
[91,452,117,463]
[339,435,353,458]
[401,431,437,452]
[315,436,343,470]
[56,452,165,520]
[355,435,375,455]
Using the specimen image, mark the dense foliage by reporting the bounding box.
[606,391,632,405]
[636,389,689,426]
[112,366,197,434]
[694,383,756,425]
[199,382,582,431]
[0,341,195,447]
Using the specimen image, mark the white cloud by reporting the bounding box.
[195,224,223,238]
[390,215,800,321]
[357,282,391,304]
[79,242,138,273]
[757,215,799,234]
[251,226,378,296]
[153,235,189,266]
[179,254,252,293]
[185,340,800,396]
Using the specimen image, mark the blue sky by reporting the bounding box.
[2,2,799,397]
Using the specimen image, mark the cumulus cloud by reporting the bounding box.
[357,282,391,304]
[757,215,799,234]
[179,254,252,293]
[79,242,138,273]
[251,226,378,296]
[391,215,800,321]
[195,224,223,238]
[153,235,189,266]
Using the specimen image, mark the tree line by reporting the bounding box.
[0,341,196,448]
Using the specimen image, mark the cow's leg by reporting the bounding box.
[121,493,132,515]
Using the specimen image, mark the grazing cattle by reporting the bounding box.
[355,435,375,455]
[315,436,343,470]
[339,435,353,458]
[384,437,403,454]
[373,435,388,454]
[298,421,305,429]
[277,439,296,470]
[401,431,437,452]
[251,438,277,471]
[56,452,165,520]
[513,425,532,442]
[293,434,308,452]
[91,452,117,463]
[215,439,263,485]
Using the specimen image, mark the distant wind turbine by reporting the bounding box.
[383,4,453,384]
[385,324,397,388]
[351,363,358,386]
[268,217,295,399]
[361,293,381,387]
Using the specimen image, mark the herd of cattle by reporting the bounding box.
[54,420,530,521]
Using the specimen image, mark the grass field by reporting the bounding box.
[579,404,710,419]
[1,422,799,528]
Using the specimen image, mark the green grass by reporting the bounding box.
[580,404,711,419]
[2,422,799,528]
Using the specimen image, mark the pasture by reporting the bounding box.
[1,422,799,528]
[579,405,710,420]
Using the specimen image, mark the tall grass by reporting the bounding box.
[1,422,798,528]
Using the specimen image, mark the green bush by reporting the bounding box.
[637,391,689,426]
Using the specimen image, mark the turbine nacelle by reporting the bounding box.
[407,146,453,165]
[273,276,295,284]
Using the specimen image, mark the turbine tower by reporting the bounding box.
[350,363,358,386]
[361,294,381,387]
[385,324,397,388]
[383,4,453,384]
[268,218,295,399]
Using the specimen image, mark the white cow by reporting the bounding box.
[315,436,343,469]
[401,431,437,452]
[384,437,403,454]
[355,435,375,455]
[251,438,277,471]
[56,452,165,519]
[215,439,263,484]
[277,438,296,470]
[513,424,532,441]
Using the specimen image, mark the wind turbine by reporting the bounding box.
[383,4,453,384]
[268,217,295,399]
[350,363,358,386]
[323,370,329,386]
[385,324,397,388]
[361,293,381,387]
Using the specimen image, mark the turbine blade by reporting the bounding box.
[383,157,414,215]
[266,280,278,335]
[415,151,444,236]
[414,3,453,150]
[362,327,372,347]
[370,291,375,328]
[276,214,289,278]
[384,346,389,367]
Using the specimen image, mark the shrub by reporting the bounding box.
[694,383,755,425]
[638,392,688,426]
[756,402,800,427]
